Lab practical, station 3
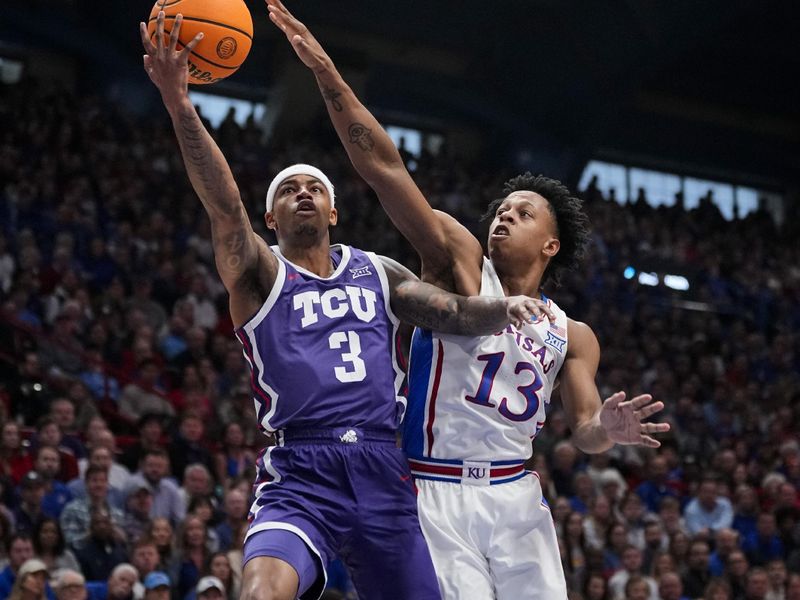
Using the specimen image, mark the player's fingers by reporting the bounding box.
[140,22,157,54]
[268,9,287,32]
[168,14,183,53]
[540,301,556,322]
[628,394,654,410]
[523,300,542,322]
[156,11,166,55]
[639,435,661,448]
[642,422,670,434]
[636,401,664,420]
[604,391,626,409]
[179,32,204,60]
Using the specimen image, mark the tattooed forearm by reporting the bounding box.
[348,123,375,152]
[394,282,509,335]
[322,85,343,112]
[173,105,240,216]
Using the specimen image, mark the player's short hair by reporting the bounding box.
[482,172,590,287]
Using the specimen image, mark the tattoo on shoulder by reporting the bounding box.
[322,86,343,112]
[348,123,375,152]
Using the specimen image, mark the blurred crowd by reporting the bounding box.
[0,78,798,600]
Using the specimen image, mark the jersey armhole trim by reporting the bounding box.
[234,259,286,334]
[366,252,400,326]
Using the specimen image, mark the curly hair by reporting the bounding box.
[482,172,590,287]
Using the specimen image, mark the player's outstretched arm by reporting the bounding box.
[559,320,671,454]
[266,0,477,280]
[140,13,278,319]
[380,257,552,335]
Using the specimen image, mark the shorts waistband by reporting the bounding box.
[407,457,527,486]
[278,427,397,446]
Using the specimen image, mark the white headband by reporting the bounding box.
[265,164,335,212]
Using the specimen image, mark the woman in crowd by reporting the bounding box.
[33,518,80,576]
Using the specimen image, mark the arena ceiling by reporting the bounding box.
[3,0,798,187]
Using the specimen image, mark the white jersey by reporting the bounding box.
[403,257,569,482]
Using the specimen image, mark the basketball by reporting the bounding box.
[146,0,253,85]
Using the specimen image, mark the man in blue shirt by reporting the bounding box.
[684,477,734,536]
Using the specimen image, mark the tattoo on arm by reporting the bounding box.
[175,109,239,215]
[348,122,375,152]
[395,281,507,335]
[322,85,343,112]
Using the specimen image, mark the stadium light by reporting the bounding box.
[663,274,690,291]
[637,272,659,287]
[623,266,636,279]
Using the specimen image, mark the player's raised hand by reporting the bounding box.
[598,391,671,448]
[505,296,556,330]
[140,12,203,105]
[266,0,331,74]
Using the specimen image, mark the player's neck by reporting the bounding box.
[280,242,335,277]
[495,263,544,298]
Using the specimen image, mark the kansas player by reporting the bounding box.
[141,13,550,600]
[268,2,671,597]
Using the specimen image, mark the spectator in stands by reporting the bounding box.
[75,435,131,496]
[608,545,658,600]
[145,519,176,574]
[725,550,750,598]
[14,472,48,536]
[215,387,257,445]
[682,539,713,598]
[85,563,138,600]
[765,559,787,600]
[34,418,79,482]
[129,538,160,583]
[733,485,761,541]
[71,507,128,581]
[0,535,37,598]
[206,553,238,600]
[551,441,581,497]
[787,574,800,600]
[583,494,614,552]
[709,528,741,577]
[8,351,52,426]
[118,415,163,473]
[168,413,213,483]
[175,515,213,599]
[604,522,629,574]
[117,360,174,423]
[583,572,610,600]
[142,572,170,600]
[130,449,185,527]
[571,471,596,514]
[125,278,167,334]
[703,578,733,600]
[684,477,734,537]
[743,512,784,566]
[213,489,246,553]
[78,349,120,404]
[1,422,34,485]
[622,575,651,600]
[38,312,84,379]
[53,570,87,600]
[619,492,652,550]
[636,455,680,513]
[49,399,83,453]
[33,518,80,576]
[658,496,688,538]
[744,567,771,600]
[59,466,125,546]
[122,481,153,544]
[33,446,73,519]
[641,520,667,574]
[212,422,254,487]
[6,558,52,600]
[168,365,214,423]
[190,576,226,600]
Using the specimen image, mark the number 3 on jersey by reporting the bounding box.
[465,352,542,421]
[329,331,367,382]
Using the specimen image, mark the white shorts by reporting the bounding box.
[416,472,567,600]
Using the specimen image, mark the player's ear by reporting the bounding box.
[265,211,277,231]
[328,207,338,227]
[543,237,560,257]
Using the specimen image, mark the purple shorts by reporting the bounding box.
[244,427,441,600]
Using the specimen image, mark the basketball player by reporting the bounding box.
[267,2,671,597]
[140,12,551,600]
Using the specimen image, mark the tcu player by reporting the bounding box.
[268,1,671,597]
[141,13,549,600]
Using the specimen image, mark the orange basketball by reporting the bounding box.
[147,0,253,85]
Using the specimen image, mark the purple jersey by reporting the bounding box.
[235,245,404,433]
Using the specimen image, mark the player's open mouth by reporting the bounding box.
[295,200,316,214]
[491,225,510,238]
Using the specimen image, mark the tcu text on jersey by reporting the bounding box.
[293,286,377,328]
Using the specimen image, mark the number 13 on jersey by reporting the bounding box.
[465,352,542,422]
